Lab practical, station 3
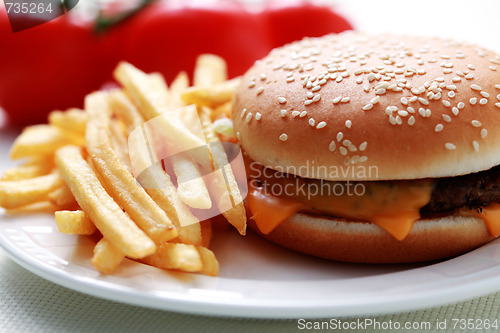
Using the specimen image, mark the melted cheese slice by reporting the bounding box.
[462,203,500,237]
[247,163,434,241]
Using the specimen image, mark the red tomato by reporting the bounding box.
[260,0,353,48]
[0,7,113,126]
[107,0,271,82]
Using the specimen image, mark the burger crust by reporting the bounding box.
[249,213,494,263]
[232,32,500,180]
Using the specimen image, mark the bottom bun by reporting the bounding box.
[248,213,495,263]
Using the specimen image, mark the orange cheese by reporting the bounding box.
[462,203,500,237]
[247,162,434,240]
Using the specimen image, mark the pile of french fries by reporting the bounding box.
[0,55,246,276]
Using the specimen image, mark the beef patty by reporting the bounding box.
[421,165,500,215]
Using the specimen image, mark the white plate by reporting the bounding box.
[1,129,500,319]
[2,212,500,319]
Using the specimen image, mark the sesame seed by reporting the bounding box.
[442,100,451,107]
[473,141,480,152]
[418,97,429,105]
[358,142,367,151]
[342,139,352,147]
[458,102,465,109]
[472,120,482,127]
[408,116,415,126]
[363,85,370,93]
[389,115,397,125]
[300,111,307,118]
[256,87,264,95]
[236,131,241,140]
[248,81,256,88]
[306,92,314,99]
[470,84,482,91]
[280,110,287,117]
[312,85,321,92]
[495,85,500,89]
[313,94,321,102]
[481,91,490,98]
[452,107,459,116]
[398,110,408,117]
[448,91,456,98]
[435,124,444,132]
[339,147,348,156]
[400,97,408,105]
[359,156,368,163]
[490,66,497,71]
[375,88,386,95]
[337,132,343,142]
[452,77,461,82]
[316,121,327,129]
[240,108,247,118]
[481,128,488,139]
[497,94,500,100]
[304,100,313,106]
[370,96,380,104]
[255,112,262,121]
[467,64,476,70]
[426,109,432,117]
[407,107,415,113]
[443,114,452,123]
[470,97,477,105]
[356,77,363,84]
[329,141,336,152]
[341,97,350,103]
[279,134,288,141]
[418,108,426,117]
[245,113,253,123]
[465,73,474,80]
[278,97,287,104]
[332,96,342,104]
[308,118,315,127]
[345,120,352,128]
[363,103,373,111]
[260,74,267,81]
[291,111,300,118]
[496,103,500,108]
[445,143,456,150]
[480,98,488,105]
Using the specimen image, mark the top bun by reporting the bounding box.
[232,32,500,180]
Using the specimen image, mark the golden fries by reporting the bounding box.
[0,172,63,209]
[55,210,96,235]
[1,162,53,181]
[91,238,125,275]
[200,108,247,235]
[49,108,87,136]
[142,243,203,273]
[10,125,84,160]
[194,54,227,86]
[181,78,241,108]
[2,56,248,277]
[85,92,178,245]
[55,145,156,259]
[114,62,207,159]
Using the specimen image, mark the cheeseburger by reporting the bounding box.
[231,32,500,263]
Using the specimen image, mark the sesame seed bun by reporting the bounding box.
[248,213,494,263]
[232,32,500,181]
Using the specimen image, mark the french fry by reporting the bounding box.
[108,120,132,173]
[85,92,178,244]
[48,183,77,208]
[170,153,212,209]
[1,162,53,181]
[193,54,227,87]
[200,107,247,235]
[128,125,202,245]
[91,238,125,275]
[114,62,208,162]
[55,210,96,235]
[167,71,189,109]
[142,243,203,273]
[55,145,156,259]
[10,125,83,160]
[5,201,59,215]
[196,246,219,277]
[0,172,63,209]
[108,89,145,134]
[49,108,87,136]
[181,78,240,108]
